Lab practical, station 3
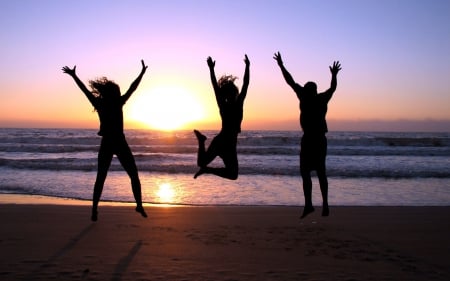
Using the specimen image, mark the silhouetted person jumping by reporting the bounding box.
[194,55,250,180]
[274,52,341,218]
[62,60,148,221]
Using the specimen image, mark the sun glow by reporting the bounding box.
[126,85,205,131]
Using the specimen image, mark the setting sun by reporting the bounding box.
[126,85,205,131]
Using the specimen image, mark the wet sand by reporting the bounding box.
[0,195,449,280]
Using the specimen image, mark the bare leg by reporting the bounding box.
[200,166,238,180]
[194,130,207,166]
[300,169,314,219]
[194,132,239,180]
[194,130,216,179]
[300,135,315,218]
[117,141,147,218]
[317,168,329,216]
[92,145,113,222]
[132,178,147,218]
[206,150,239,180]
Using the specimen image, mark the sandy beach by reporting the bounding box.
[0,195,449,281]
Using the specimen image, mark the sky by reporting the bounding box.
[1,0,449,132]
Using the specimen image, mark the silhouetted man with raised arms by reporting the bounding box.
[274,52,341,218]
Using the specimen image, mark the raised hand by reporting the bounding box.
[273,52,283,66]
[207,56,215,68]
[62,65,76,76]
[140,59,148,73]
[244,54,250,66]
[330,61,341,75]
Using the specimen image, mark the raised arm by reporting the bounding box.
[321,61,341,101]
[207,56,219,95]
[62,65,97,106]
[238,54,250,103]
[122,60,148,103]
[273,52,299,90]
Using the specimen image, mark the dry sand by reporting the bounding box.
[0,196,449,280]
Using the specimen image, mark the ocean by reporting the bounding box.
[1,128,449,206]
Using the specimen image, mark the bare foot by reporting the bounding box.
[194,168,206,179]
[194,130,207,142]
[136,206,147,218]
[300,206,315,219]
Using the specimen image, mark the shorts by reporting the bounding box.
[300,133,327,172]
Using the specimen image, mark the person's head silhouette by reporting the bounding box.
[89,77,121,100]
[304,81,317,95]
[218,75,239,103]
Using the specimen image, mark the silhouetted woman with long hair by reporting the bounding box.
[62,60,148,221]
[194,55,250,180]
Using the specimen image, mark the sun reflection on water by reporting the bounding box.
[156,182,175,203]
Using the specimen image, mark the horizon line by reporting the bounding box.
[1,118,449,133]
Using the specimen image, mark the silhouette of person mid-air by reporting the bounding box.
[274,52,341,219]
[194,55,250,180]
[62,60,148,221]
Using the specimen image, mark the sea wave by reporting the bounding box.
[1,129,449,178]
[1,143,449,157]
[1,154,449,178]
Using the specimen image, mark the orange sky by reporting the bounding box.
[1,1,449,132]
